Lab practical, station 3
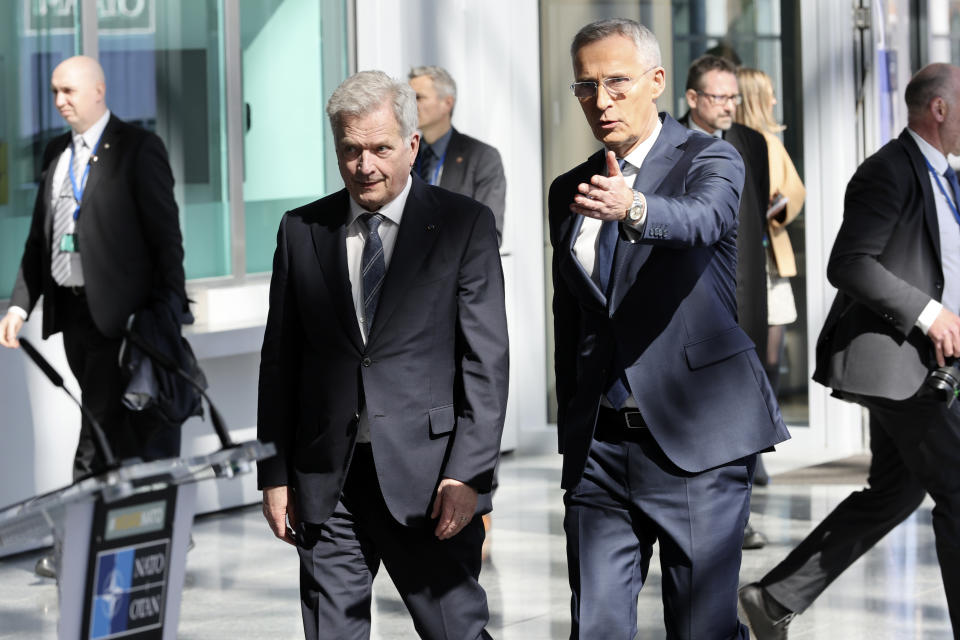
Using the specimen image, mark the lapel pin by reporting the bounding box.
[456,156,463,163]
[92,155,99,163]
[426,224,437,231]
[104,143,110,150]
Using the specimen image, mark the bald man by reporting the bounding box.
[0,56,187,575]
[740,63,960,639]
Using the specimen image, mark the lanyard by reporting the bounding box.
[416,146,447,186]
[925,157,960,227]
[68,132,104,220]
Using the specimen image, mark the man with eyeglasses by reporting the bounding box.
[549,19,788,639]
[680,54,776,551]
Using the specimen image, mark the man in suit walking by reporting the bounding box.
[0,55,187,577]
[408,65,506,244]
[550,19,788,639]
[257,70,508,640]
[679,54,773,548]
[739,63,960,639]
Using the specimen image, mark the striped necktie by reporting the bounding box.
[51,137,85,285]
[361,213,387,333]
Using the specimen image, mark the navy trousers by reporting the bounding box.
[296,444,492,640]
[564,414,754,639]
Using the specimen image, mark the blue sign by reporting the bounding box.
[89,540,168,639]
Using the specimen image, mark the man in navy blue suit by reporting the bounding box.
[549,18,789,638]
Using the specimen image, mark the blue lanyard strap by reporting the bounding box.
[68,132,104,220]
[924,157,960,227]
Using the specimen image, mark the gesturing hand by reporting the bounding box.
[570,150,634,221]
[431,478,479,540]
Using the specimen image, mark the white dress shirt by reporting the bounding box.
[907,128,960,333]
[346,175,413,441]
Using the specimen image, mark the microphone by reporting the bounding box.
[121,328,235,450]
[19,337,119,471]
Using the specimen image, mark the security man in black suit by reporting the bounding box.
[0,57,186,484]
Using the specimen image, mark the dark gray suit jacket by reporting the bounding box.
[550,114,788,489]
[418,127,506,243]
[814,129,943,400]
[11,115,186,338]
[257,176,509,526]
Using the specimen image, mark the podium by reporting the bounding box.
[0,440,274,640]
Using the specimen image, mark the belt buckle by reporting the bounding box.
[623,411,645,429]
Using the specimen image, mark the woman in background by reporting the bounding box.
[736,67,806,396]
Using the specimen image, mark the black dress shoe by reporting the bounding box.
[742,523,768,549]
[34,554,57,580]
[738,583,794,640]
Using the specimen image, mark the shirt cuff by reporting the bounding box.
[916,300,942,335]
[7,306,28,321]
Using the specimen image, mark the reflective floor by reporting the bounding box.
[0,451,953,639]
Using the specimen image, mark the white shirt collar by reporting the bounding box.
[75,109,111,150]
[908,127,949,174]
[613,116,663,174]
[347,174,413,229]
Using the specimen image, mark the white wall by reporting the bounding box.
[355,0,549,448]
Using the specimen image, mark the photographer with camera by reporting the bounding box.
[739,63,960,639]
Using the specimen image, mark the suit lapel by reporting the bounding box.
[309,191,364,351]
[901,130,942,261]
[42,133,71,241]
[77,114,119,205]
[558,152,608,309]
[438,128,465,189]
[367,179,441,343]
[609,115,685,312]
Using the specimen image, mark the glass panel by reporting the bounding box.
[0,1,81,299]
[239,0,349,274]
[98,0,230,280]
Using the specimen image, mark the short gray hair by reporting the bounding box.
[409,65,457,102]
[326,70,419,140]
[570,18,661,69]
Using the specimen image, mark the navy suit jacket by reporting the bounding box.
[814,129,943,400]
[257,176,509,526]
[549,114,788,489]
[11,115,186,338]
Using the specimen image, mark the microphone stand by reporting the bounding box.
[19,337,119,471]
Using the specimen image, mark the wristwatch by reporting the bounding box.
[626,190,646,224]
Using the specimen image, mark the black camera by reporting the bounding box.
[924,359,960,407]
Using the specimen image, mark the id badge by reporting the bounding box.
[60,233,77,253]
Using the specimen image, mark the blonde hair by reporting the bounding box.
[735,68,784,135]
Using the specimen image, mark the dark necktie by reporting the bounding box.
[361,213,387,332]
[945,166,960,211]
[595,158,627,297]
[601,158,631,408]
[419,146,437,182]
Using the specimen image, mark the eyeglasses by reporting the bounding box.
[570,66,658,100]
[697,91,742,106]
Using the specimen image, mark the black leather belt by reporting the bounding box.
[596,406,648,430]
[58,285,85,296]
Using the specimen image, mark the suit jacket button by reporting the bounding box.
[361,357,372,367]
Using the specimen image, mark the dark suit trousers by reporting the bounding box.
[563,411,754,640]
[296,444,491,640]
[58,287,180,478]
[761,394,960,630]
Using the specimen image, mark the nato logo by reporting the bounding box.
[89,541,168,639]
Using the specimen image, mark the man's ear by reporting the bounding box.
[443,95,455,116]
[650,67,666,100]
[685,88,698,111]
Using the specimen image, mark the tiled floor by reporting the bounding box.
[0,451,953,639]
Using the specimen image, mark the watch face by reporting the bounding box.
[629,206,642,221]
